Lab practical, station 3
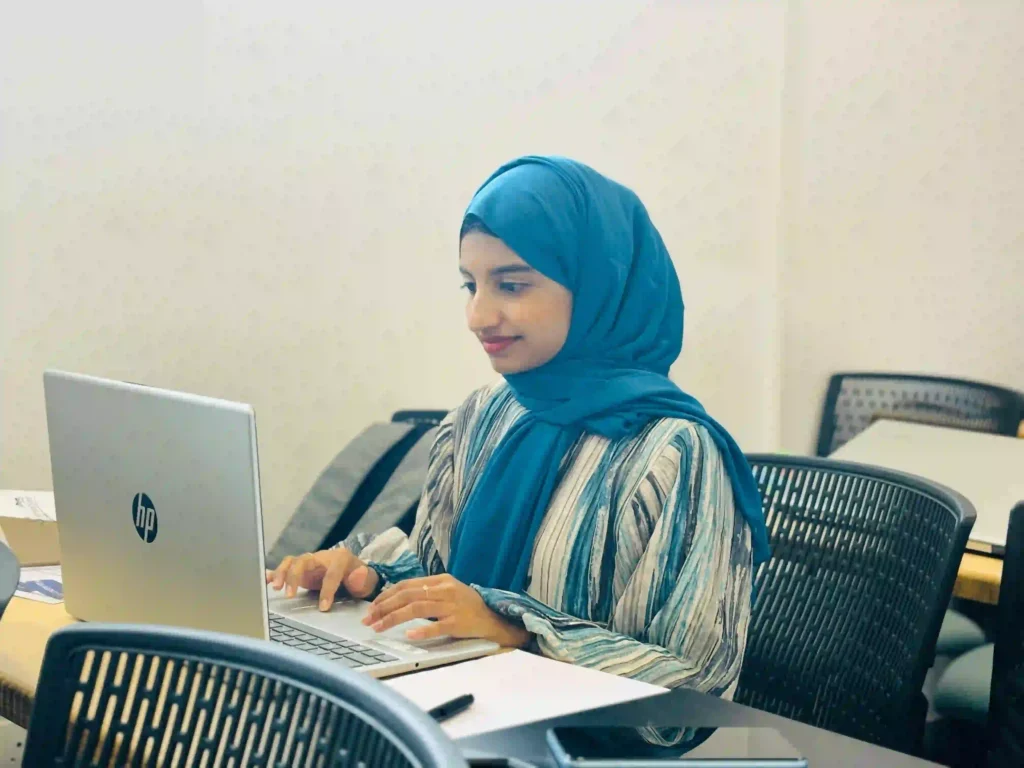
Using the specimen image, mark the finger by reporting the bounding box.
[271,557,294,590]
[371,575,451,606]
[406,617,457,641]
[318,555,353,610]
[285,555,310,598]
[365,585,448,625]
[343,565,377,600]
[372,601,451,633]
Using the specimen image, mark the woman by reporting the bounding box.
[269,156,770,705]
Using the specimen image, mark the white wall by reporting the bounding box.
[0,1,785,544]
[780,1,1024,452]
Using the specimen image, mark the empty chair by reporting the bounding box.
[931,502,1024,766]
[814,372,1022,660]
[736,455,975,754]
[24,623,467,767]
[815,372,1024,457]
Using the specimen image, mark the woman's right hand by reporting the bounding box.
[266,548,380,611]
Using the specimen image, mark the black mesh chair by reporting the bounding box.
[815,372,1024,457]
[392,410,449,427]
[0,541,20,622]
[736,455,976,754]
[986,502,1024,765]
[24,623,467,767]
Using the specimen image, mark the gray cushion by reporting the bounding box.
[266,422,417,568]
[935,609,986,657]
[933,642,994,725]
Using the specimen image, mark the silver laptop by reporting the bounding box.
[43,370,497,677]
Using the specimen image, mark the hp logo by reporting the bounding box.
[132,493,158,543]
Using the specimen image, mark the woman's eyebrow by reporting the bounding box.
[490,265,534,277]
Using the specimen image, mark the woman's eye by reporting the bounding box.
[461,282,477,295]
[499,282,529,295]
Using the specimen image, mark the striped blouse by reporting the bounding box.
[347,382,753,726]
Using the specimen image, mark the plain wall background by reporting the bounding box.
[2,1,1021,546]
[779,1,1024,452]
[1,1,785,545]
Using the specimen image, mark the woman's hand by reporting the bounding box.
[266,548,380,610]
[362,574,530,648]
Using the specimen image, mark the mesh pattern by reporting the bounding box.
[817,373,1024,456]
[736,456,973,753]
[988,503,1024,767]
[27,629,453,768]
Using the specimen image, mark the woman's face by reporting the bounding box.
[459,232,573,375]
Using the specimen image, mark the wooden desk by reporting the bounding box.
[0,598,75,727]
[954,551,1003,605]
[831,420,1024,605]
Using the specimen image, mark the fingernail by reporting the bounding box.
[319,600,329,611]
[371,621,383,632]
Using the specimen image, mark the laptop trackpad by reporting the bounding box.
[268,588,437,654]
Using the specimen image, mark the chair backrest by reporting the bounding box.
[816,372,1024,456]
[988,502,1024,767]
[24,623,467,768]
[736,455,975,754]
[392,410,449,427]
[0,541,19,622]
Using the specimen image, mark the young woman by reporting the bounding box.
[269,156,770,710]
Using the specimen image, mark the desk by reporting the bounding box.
[460,686,942,768]
[0,597,658,739]
[831,420,1024,605]
[0,598,75,727]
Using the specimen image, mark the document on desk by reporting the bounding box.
[0,490,57,522]
[385,650,665,739]
[15,565,64,603]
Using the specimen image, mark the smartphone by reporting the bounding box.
[546,726,808,768]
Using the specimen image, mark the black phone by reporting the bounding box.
[546,726,807,768]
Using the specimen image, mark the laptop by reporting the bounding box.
[43,369,497,677]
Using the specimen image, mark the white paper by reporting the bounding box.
[385,650,664,739]
[15,565,64,603]
[0,490,57,522]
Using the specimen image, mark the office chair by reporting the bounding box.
[736,455,975,754]
[24,623,468,767]
[391,410,450,427]
[815,372,1024,457]
[931,502,1024,766]
[0,541,19,622]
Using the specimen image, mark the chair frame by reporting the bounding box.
[739,454,976,753]
[24,622,467,767]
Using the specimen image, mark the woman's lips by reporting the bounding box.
[481,337,519,355]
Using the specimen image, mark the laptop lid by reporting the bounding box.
[44,370,269,639]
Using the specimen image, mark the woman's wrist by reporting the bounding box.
[491,617,532,648]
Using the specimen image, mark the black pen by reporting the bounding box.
[428,693,475,723]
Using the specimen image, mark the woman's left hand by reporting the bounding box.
[362,574,530,648]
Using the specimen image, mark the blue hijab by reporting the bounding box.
[447,156,770,592]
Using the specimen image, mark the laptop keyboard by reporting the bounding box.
[269,615,398,669]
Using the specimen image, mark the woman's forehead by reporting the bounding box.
[459,232,531,272]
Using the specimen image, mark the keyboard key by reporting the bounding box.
[346,652,377,667]
[334,657,363,668]
[294,642,315,651]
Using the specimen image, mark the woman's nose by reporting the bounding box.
[467,291,501,333]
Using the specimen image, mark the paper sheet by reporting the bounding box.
[385,649,664,739]
[15,565,64,603]
[0,490,57,522]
